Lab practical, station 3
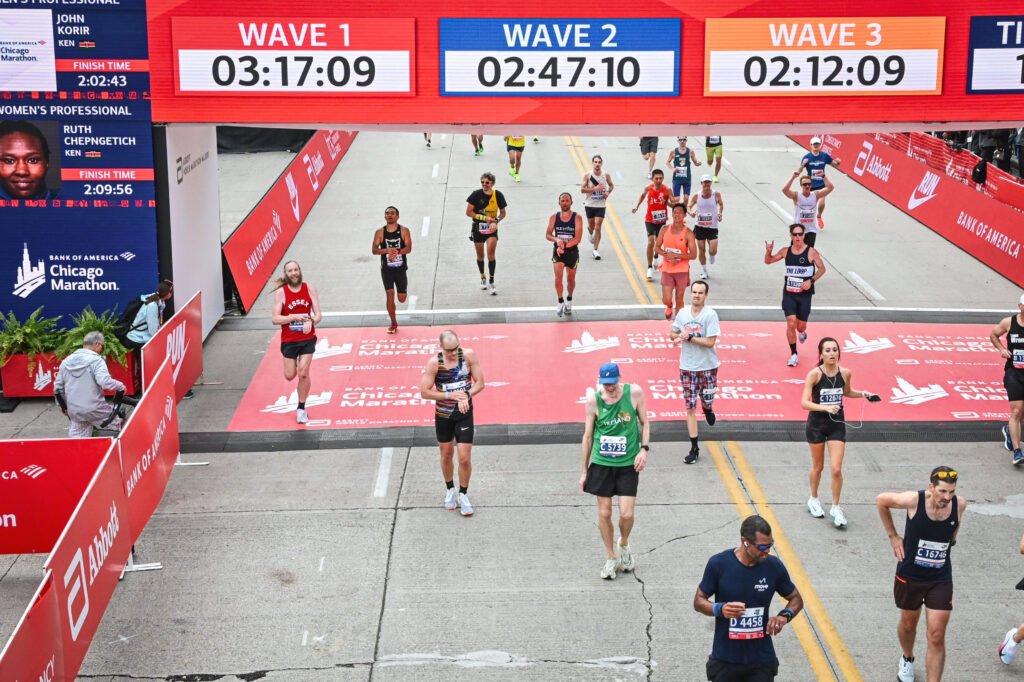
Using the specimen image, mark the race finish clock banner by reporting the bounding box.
[440,19,679,96]
[145,1,1023,127]
[0,0,157,325]
[705,17,945,96]
[172,17,414,94]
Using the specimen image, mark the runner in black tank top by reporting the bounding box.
[371,207,412,334]
[991,296,1024,464]
[800,337,877,528]
[877,466,966,682]
[419,330,486,516]
[764,225,827,367]
[546,193,583,317]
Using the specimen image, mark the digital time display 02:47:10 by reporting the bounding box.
[473,54,644,89]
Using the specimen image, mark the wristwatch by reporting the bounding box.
[640,444,650,451]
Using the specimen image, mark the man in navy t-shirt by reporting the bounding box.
[694,515,804,681]
[798,137,841,229]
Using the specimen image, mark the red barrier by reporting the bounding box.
[0,352,138,398]
[793,133,1024,289]
[119,358,180,545]
[44,447,132,679]
[0,438,112,554]
[222,130,356,312]
[0,573,64,682]
[142,291,203,402]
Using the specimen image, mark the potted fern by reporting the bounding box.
[54,307,139,395]
[0,307,65,397]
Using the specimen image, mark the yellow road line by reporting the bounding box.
[706,442,835,679]
[571,136,661,305]
[563,136,647,306]
[725,440,864,682]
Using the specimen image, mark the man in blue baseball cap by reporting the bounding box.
[580,361,650,580]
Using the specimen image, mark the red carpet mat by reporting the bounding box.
[228,321,1006,431]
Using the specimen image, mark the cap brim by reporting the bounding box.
[598,377,619,384]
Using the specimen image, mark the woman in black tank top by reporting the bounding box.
[799,337,878,528]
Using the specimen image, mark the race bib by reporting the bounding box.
[820,387,843,405]
[665,247,683,256]
[674,165,688,178]
[442,379,469,394]
[728,607,765,640]
[592,188,607,200]
[1013,349,1024,370]
[786,276,806,293]
[477,221,496,234]
[685,323,703,338]
[599,435,627,457]
[914,539,949,569]
[811,168,824,180]
[288,319,311,334]
[708,136,721,146]
[697,213,713,227]
[386,253,404,268]
[799,210,817,224]
[651,209,667,223]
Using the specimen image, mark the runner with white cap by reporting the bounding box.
[798,137,841,229]
[688,174,724,279]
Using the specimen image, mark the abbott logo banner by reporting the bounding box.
[852,140,892,182]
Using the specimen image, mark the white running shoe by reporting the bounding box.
[489,283,497,296]
[296,408,309,424]
[787,353,799,367]
[444,488,458,511]
[830,506,848,528]
[798,331,808,344]
[897,656,915,682]
[593,250,601,260]
[701,266,710,279]
[709,254,716,264]
[557,303,566,317]
[807,497,825,518]
[587,230,594,244]
[479,278,488,290]
[564,301,573,315]
[646,267,654,281]
[600,557,620,580]
[618,542,635,572]
[458,492,474,516]
[1001,629,1019,665]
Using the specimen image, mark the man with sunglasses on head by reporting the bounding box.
[465,172,507,295]
[420,330,486,517]
[764,225,827,367]
[877,466,967,682]
[781,172,834,248]
[693,514,804,682]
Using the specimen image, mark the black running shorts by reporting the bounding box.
[1004,368,1024,402]
[694,226,719,242]
[645,221,666,238]
[781,291,813,322]
[435,409,474,444]
[584,462,639,497]
[280,337,317,359]
[585,206,606,219]
[552,247,580,269]
[380,268,408,294]
[894,575,953,611]
[806,415,846,443]
[706,657,778,682]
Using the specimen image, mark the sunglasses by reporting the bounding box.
[745,540,773,552]
[933,470,958,481]
[801,183,812,187]
[481,180,493,185]
[791,232,805,237]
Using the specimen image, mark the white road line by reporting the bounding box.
[407,295,418,311]
[301,630,309,646]
[319,556,326,572]
[373,447,393,497]
[848,272,886,301]
[431,163,439,178]
[313,304,1009,316]
[768,200,794,223]
[723,158,733,166]
[614,170,623,181]
[421,216,430,236]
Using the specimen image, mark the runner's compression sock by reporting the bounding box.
[476,260,485,276]
[445,480,454,489]
[488,260,496,283]
[690,436,698,447]
[459,486,468,494]
[789,343,797,355]
[297,402,306,410]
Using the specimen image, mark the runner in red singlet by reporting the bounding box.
[271,260,322,425]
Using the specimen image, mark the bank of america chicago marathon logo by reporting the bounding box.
[1,464,47,480]
[13,243,126,299]
[843,333,895,354]
[33,363,52,391]
[889,377,948,405]
[564,331,620,354]
[262,390,333,414]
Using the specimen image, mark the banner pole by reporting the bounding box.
[121,544,162,578]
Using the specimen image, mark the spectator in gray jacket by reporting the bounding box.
[54,331,126,438]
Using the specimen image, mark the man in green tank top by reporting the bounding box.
[580,362,650,580]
